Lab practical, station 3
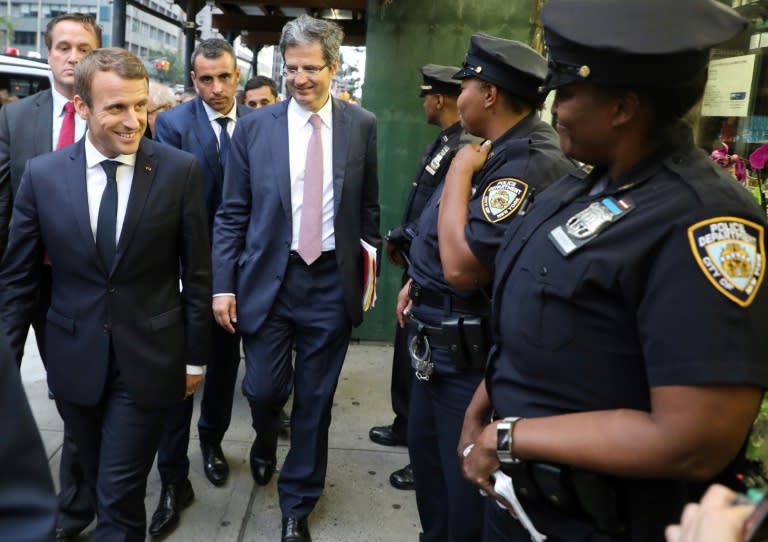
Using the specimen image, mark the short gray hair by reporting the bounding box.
[148,80,174,108]
[279,15,344,66]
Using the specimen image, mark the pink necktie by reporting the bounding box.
[298,114,323,264]
[57,101,75,150]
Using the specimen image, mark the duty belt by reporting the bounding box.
[408,281,490,315]
[499,461,626,536]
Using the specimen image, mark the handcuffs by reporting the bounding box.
[405,308,434,380]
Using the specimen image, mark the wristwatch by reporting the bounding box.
[496,417,523,464]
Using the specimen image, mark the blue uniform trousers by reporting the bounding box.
[242,256,351,517]
[407,302,486,542]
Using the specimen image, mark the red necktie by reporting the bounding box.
[298,114,323,264]
[56,102,75,150]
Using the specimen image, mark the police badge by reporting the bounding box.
[481,177,528,223]
[688,217,766,307]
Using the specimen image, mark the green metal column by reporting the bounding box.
[354,0,538,341]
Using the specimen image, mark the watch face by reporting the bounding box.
[497,418,522,464]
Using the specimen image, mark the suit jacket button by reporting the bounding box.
[103,324,110,332]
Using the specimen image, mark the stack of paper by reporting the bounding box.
[360,239,377,311]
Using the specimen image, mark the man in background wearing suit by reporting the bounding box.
[150,38,252,537]
[146,80,175,138]
[242,74,280,109]
[213,15,380,542]
[0,13,101,541]
[0,48,211,542]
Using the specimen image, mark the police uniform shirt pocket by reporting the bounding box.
[517,260,592,351]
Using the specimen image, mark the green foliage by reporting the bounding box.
[0,16,15,45]
[747,392,768,468]
[147,48,185,86]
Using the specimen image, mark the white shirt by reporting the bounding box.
[84,136,135,244]
[51,88,86,151]
[287,96,335,251]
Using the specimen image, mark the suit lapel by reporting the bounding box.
[191,98,222,184]
[35,90,54,156]
[65,139,104,272]
[113,139,157,274]
[331,98,350,215]
[272,101,292,220]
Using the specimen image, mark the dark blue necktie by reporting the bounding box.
[97,160,119,271]
[216,116,230,168]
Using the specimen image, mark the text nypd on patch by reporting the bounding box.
[688,218,766,307]
[481,178,528,223]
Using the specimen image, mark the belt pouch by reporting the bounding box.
[570,469,625,535]
[461,316,490,369]
[501,462,544,505]
[441,318,468,369]
[530,462,580,513]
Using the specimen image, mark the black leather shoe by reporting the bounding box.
[389,464,415,490]
[249,432,277,486]
[200,440,229,486]
[148,479,194,536]
[281,516,311,542]
[369,424,406,447]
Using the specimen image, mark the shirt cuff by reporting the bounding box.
[186,365,205,375]
[213,293,236,298]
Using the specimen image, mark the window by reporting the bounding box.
[14,31,36,45]
[19,3,38,17]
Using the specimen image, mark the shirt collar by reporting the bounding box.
[287,95,333,129]
[51,87,73,116]
[202,99,237,123]
[84,133,137,170]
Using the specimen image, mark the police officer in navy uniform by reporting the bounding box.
[460,2,768,541]
[369,64,479,491]
[398,34,575,541]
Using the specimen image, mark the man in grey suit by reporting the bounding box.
[213,15,380,542]
[0,13,101,541]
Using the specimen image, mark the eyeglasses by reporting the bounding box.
[147,105,166,115]
[282,64,329,79]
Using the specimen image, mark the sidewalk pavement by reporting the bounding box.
[20,336,421,541]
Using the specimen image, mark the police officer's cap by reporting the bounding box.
[542,0,747,91]
[453,33,547,103]
[420,64,462,97]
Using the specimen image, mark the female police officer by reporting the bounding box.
[460,1,768,541]
[398,33,574,542]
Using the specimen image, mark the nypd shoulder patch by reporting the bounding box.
[687,217,766,307]
[481,177,528,223]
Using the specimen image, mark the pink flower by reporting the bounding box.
[749,143,768,171]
